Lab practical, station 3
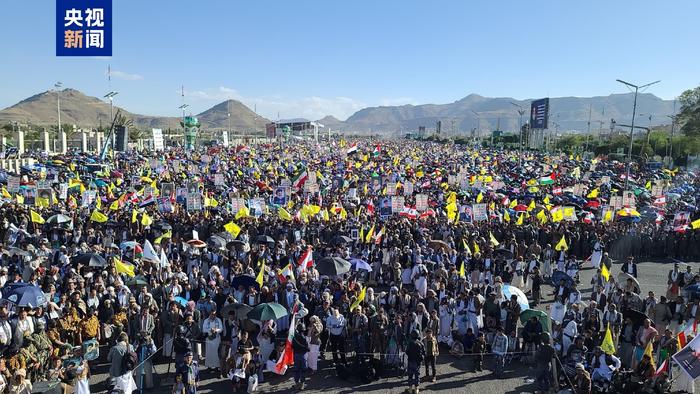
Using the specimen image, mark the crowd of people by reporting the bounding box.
[0,138,698,394]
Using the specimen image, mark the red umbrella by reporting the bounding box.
[585,200,601,209]
[187,239,207,248]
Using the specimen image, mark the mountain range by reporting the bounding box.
[0,89,268,132]
[0,89,676,135]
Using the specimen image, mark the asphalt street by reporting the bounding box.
[88,259,700,393]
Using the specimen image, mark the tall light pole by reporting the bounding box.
[179,104,189,146]
[510,102,525,167]
[104,91,118,151]
[667,99,676,167]
[55,82,63,137]
[616,79,660,188]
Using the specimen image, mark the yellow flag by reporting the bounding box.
[536,209,547,224]
[1,187,11,199]
[603,210,614,224]
[95,195,101,209]
[601,264,610,281]
[114,257,135,277]
[543,195,550,205]
[473,241,480,255]
[30,210,45,224]
[278,208,293,221]
[527,200,536,211]
[447,191,457,204]
[552,209,564,222]
[692,218,700,230]
[462,239,471,255]
[132,209,138,223]
[141,212,153,226]
[350,285,366,312]
[509,199,517,209]
[235,205,250,219]
[601,323,615,355]
[516,212,524,226]
[644,340,656,370]
[110,199,120,211]
[587,188,599,199]
[365,225,375,243]
[555,235,568,251]
[489,232,500,247]
[459,261,465,277]
[256,261,265,287]
[359,227,364,242]
[224,221,241,238]
[35,196,50,208]
[90,209,108,223]
[503,210,511,222]
[476,192,483,203]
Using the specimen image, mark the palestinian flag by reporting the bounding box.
[346,143,358,155]
[275,306,298,373]
[140,194,156,207]
[372,144,381,157]
[539,174,555,185]
[292,168,308,189]
[298,247,313,270]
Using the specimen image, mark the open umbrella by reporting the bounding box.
[617,272,641,293]
[520,309,551,334]
[174,296,188,307]
[317,256,351,276]
[350,258,372,272]
[126,276,149,287]
[494,248,514,259]
[231,275,260,290]
[206,235,227,250]
[502,284,529,311]
[1,283,47,308]
[187,239,207,248]
[331,236,353,245]
[220,303,253,320]
[153,221,172,231]
[623,308,651,327]
[46,214,72,225]
[254,235,275,244]
[550,270,575,288]
[227,239,246,249]
[684,284,700,300]
[119,241,141,251]
[428,240,451,253]
[74,253,107,267]
[247,302,288,321]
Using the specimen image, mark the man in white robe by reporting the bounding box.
[202,310,223,370]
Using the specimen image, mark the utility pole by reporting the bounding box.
[104,91,118,152]
[55,82,62,138]
[510,102,525,167]
[585,103,592,152]
[616,78,660,189]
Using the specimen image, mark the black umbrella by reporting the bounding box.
[227,240,246,249]
[254,235,275,244]
[74,253,107,267]
[331,236,353,245]
[623,308,651,327]
[494,248,514,259]
[550,270,574,288]
[207,235,227,250]
[215,231,235,242]
[231,275,260,290]
[153,221,172,231]
[317,256,351,276]
[220,303,253,320]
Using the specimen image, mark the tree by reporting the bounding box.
[678,86,700,137]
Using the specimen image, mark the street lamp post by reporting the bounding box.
[55,82,62,138]
[104,91,118,150]
[510,102,525,167]
[179,104,189,146]
[615,79,660,188]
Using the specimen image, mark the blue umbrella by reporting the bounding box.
[350,258,372,272]
[1,283,47,308]
[550,270,574,288]
[174,296,188,307]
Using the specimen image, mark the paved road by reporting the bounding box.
[87,259,700,393]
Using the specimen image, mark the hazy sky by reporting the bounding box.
[1,0,698,120]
